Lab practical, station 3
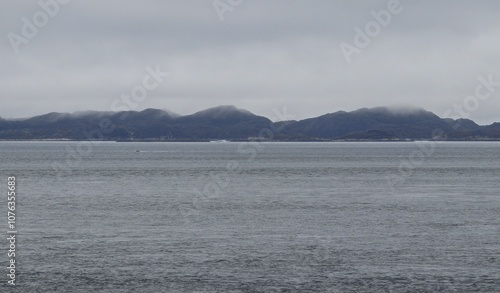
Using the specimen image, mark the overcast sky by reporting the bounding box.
[1,0,500,124]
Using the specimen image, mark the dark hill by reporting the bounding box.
[280,107,454,139]
[0,106,273,140]
[173,106,273,139]
[0,106,498,141]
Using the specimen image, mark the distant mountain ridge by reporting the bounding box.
[0,106,499,141]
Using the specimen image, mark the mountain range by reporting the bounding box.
[0,105,499,141]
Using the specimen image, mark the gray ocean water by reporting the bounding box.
[0,141,499,292]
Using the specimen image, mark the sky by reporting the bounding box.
[1,0,500,124]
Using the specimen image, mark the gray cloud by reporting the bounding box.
[1,0,500,124]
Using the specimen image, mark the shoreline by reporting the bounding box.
[1,139,500,143]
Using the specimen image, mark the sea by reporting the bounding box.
[0,141,499,292]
